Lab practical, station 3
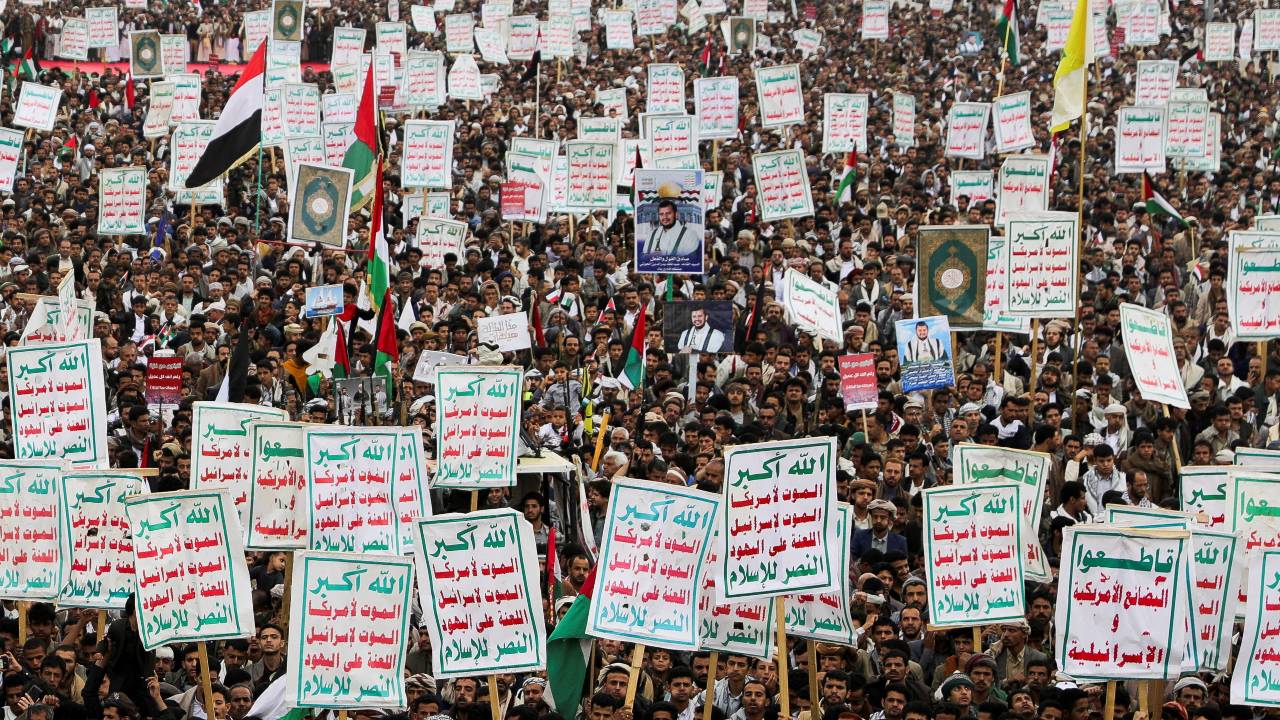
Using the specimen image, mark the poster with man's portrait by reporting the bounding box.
[663,301,735,354]
[895,315,956,392]
[634,169,705,275]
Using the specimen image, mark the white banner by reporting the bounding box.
[784,268,842,344]
[755,64,804,127]
[992,91,1034,154]
[693,76,738,141]
[945,102,990,160]
[753,149,813,221]
[822,93,868,154]
[1115,106,1167,174]
[996,155,1050,224]
[402,120,454,189]
[97,167,148,235]
[1119,302,1190,409]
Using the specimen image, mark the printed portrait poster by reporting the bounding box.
[664,301,735,354]
[915,225,988,329]
[897,316,955,392]
[590,477,720,650]
[634,169,705,275]
[411,510,546,677]
[289,164,354,247]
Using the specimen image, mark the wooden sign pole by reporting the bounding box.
[775,598,790,720]
[702,652,720,720]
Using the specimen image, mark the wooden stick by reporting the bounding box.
[197,642,217,720]
[775,598,790,720]
[972,626,982,654]
[17,601,28,644]
[1147,680,1163,717]
[1262,340,1269,380]
[97,610,108,638]
[489,674,503,720]
[702,652,719,720]
[712,140,720,172]
[993,333,1003,381]
[590,410,612,473]
[1162,404,1183,473]
[471,489,480,512]
[1103,681,1117,720]
[623,642,646,707]
[340,711,349,720]
[280,552,294,635]
[806,642,819,718]
[1028,318,1040,390]
[862,409,870,436]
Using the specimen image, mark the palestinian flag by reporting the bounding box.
[367,160,391,310]
[997,0,1020,65]
[698,34,715,76]
[185,42,266,188]
[373,289,399,398]
[1143,172,1188,226]
[343,63,381,210]
[617,309,645,390]
[835,150,857,203]
[124,72,135,110]
[546,567,596,714]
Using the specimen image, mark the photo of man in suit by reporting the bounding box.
[678,307,727,352]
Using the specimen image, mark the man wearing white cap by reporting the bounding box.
[1101,403,1131,454]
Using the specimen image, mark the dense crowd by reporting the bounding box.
[0,0,1274,720]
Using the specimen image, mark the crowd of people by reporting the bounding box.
[0,0,1273,719]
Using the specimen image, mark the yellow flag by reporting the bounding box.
[1049,0,1093,133]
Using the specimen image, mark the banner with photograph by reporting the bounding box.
[634,169,705,274]
[896,316,955,392]
[664,301,735,353]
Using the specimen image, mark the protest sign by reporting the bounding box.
[1119,302,1190,409]
[784,268,842,343]
[285,136,326,188]
[1237,448,1280,470]
[143,81,176,138]
[58,472,148,607]
[394,427,432,552]
[897,316,955,392]
[636,0,676,34]
[1180,467,1230,527]
[282,83,321,138]
[416,217,468,267]
[702,172,723,211]
[0,129,22,192]
[923,483,1025,626]
[434,366,522,488]
[992,91,1034,153]
[579,117,622,142]
[86,7,119,48]
[20,299,94,346]
[822,93,869,154]
[862,0,889,39]
[1135,60,1177,105]
[169,73,202,123]
[126,489,254,649]
[265,40,303,90]
[412,351,469,384]
[1232,547,1280,705]
[981,229,1029,332]
[402,120,454,189]
[286,551,414,708]
[643,115,697,162]
[1205,22,1236,61]
[246,421,308,550]
[1229,248,1280,339]
[784,503,856,645]
[565,142,617,211]
[130,30,166,78]
[0,461,62,600]
[290,164,354,247]
[1003,212,1079,318]
[542,15,575,57]
[603,10,634,49]
[9,339,108,468]
[171,121,224,206]
[97,167,147,235]
[1255,8,1280,51]
[1165,100,1209,159]
[506,15,539,59]
[410,6,437,33]
[647,64,687,113]
[322,122,357,165]
[1116,0,1160,45]
[591,477,720,649]
[634,169,704,274]
[1184,113,1221,173]
[693,77,739,140]
[719,437,838,600]
[305,427,401,554]
[915,225,989,328]
[755,64,804,127]
[332,26,366,66]
[404,51,446,108]
[447,54,484,101]
[997,155,1050,223]
[753,149,813,221]
[145,354,183,407]
[403,191,454,222]
[793,28,822,56]
[191,402,290,533]
[1056,525,1189,679]
[476,314,533,352]
[945,102,990,160]
[273,0,305,41]
[951,170,994,207]
[838,353,878,411]
[474,27,508,64]
[412,509,545,676]
[698,533,775,658]
[244,10,272,54]
[161,35,188,72]
[1230,473,1280,553]
[445,13,475,52]
[376,21,408,58]
[14,82,61,132]
[952,443,1051,582]
[1189,528,1240,671]
[893,92,915,148]
[59,19,90,60]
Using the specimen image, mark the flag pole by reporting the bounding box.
[775,598,790,720]
[996,1,1012,97]
[1070,69,1088,432]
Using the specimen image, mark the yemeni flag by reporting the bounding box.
[835,150,857,203]
[373,289,399,398]
[546,567,597,714]
[617,310,645,390]
[367,160,391,311]
[698,34,715,76]
[997,0,1020,65]
[185,42,266,188]
[1143,172,1188,226]
[344,63,381,210]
